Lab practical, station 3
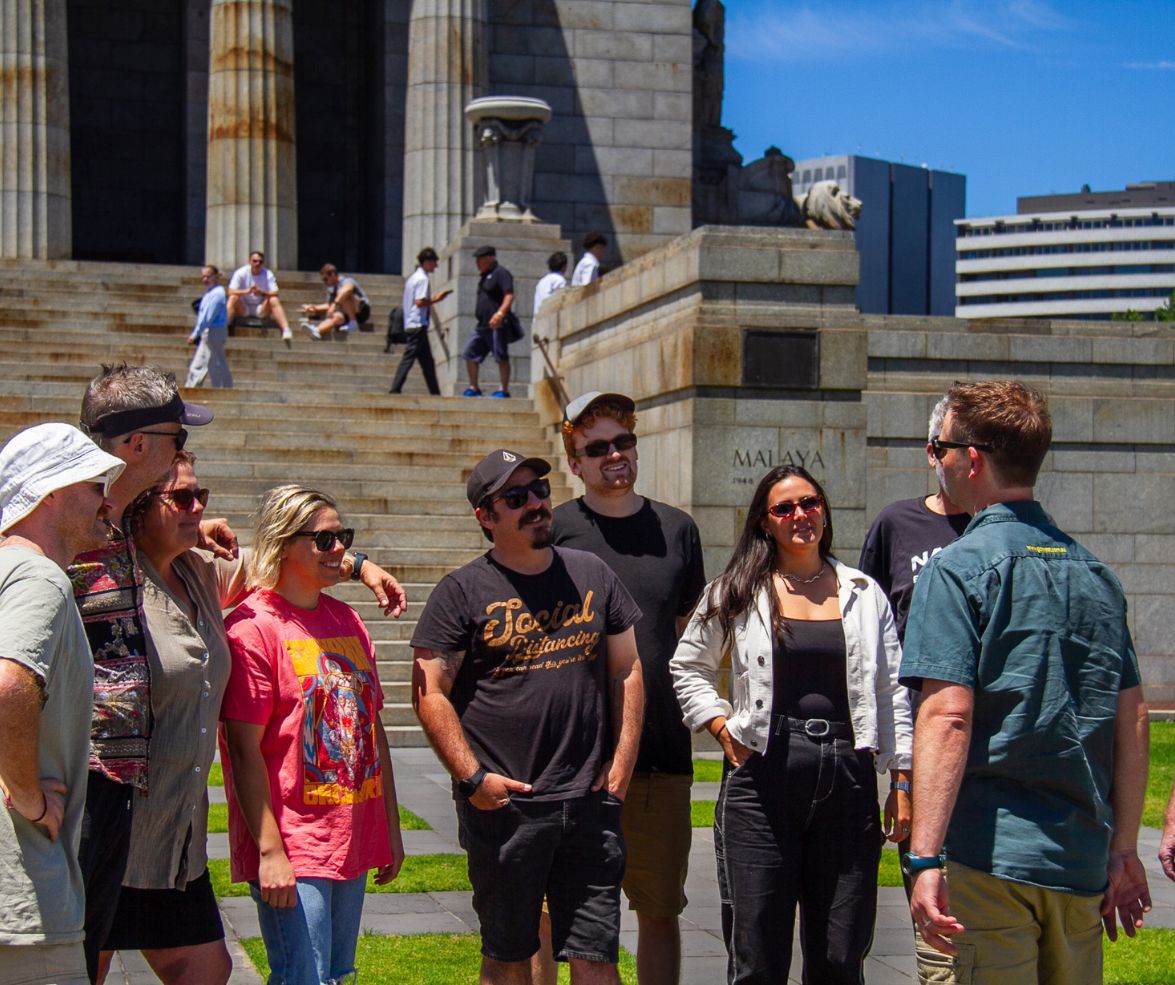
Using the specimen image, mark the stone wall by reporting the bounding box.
[535,227,1175,701]
[490,0,695,265]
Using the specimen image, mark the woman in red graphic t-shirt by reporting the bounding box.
[220,485,404,984]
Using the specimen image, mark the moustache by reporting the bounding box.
[519,507,551,528]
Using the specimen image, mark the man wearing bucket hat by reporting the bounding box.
[0,424,124,984]
[551,392,705,985]
[412,448,645,984]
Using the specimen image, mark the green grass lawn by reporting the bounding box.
[208,762,223,786]
[208,854,470,898]
[693,757,723,782]
[241,932,638,983]
[1143,722,1174,829]
[1105,928,1175,985]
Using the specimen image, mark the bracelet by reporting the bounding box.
[717,723,729,740]
[891,780,912,793]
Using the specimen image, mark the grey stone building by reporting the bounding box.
[2,0,698,274]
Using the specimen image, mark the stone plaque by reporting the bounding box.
[742,330,819,388]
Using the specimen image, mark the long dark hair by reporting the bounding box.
[702,465,835,646]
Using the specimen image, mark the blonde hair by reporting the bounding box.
[248,484,340,589]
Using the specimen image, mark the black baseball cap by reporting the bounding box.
[467,449,551,508]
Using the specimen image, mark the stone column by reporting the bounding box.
[0,0,71,259]
[401,0,486,268]
[205,0,297,270]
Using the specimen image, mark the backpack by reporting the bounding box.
[386,305,409,345]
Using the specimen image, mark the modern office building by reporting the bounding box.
[955,182,1175,319]
[792,155,966,316]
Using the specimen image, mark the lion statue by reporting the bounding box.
[795,180,862,231]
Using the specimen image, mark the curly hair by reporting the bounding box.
[561,398,637,458]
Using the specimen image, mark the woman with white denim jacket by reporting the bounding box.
[671,465,913,985]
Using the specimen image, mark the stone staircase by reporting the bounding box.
[0,260,570,745]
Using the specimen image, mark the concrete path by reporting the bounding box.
[107,747,1175,983]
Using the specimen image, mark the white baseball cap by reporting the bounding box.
[0,423,126,533]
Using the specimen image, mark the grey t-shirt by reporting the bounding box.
[0,547,92,945]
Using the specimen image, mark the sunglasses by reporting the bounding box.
[767,495,823,518]
[138,427,189,451]
[495,478,551,510]
[575,433,637,459]
[154,487,209,511]
[293,528,355,551]
[930,436,993,461]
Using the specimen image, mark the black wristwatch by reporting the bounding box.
[349,552,367,581]
[901,851,947,877]
[457,767,487,799]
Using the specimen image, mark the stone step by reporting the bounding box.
[386,724,429,748]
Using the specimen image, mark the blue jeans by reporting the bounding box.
[250,875,367,985]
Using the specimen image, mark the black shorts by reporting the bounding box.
[456,789,625,964]
[356,299,371,324]
[461,325,510,364]
[103,869,225,951]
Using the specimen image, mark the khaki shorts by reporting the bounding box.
[914,861,1102,985]
[620,771,693,918]
[0,942,88,985]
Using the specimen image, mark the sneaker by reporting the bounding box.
[463,387,483,397]
[491,390,511,398]
[301,320,323,340]
[340,319,358,333]
[281,326,293,347]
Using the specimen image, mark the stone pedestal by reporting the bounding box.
[0,0,71,259]
[426,218,569,397]
[401,0,487,269]
[465,97,551,222]
[204,0,298,270]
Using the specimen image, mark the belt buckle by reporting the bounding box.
[804,718,831,737]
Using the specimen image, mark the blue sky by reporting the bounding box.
[721,0,1175,217]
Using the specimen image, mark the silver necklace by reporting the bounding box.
[777,562,825,585]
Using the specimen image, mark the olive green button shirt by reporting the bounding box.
[122,549,246,890]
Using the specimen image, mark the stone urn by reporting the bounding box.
[465,96,552,222]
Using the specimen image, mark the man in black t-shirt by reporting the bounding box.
[549,392,704,985]
[858,395,970,643]
[412,448,644,983]
[461,245,516,398]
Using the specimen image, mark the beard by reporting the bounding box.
[520,507,552,548]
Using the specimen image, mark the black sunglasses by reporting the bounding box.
[154,487,209,511]
[930,436,993,461]
[495,478,551,510]
[293,528,355,551]
[767,495,823,518]
[575,433,637,459]
[138,427,189,451]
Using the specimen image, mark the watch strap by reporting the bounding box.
[891,780,912,793]
[458,766,487,798]
[350,552,368,581]
[901,851,947,876]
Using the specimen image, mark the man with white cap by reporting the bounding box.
[412,448,644,985]
[0,423,124,984]
[550,392,705,985]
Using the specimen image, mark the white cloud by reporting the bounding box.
[727,0,1073,62]
[1124,60,1175,70]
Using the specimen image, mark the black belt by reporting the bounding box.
[776,716,853,740]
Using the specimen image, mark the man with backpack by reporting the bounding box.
[389,247,449,395]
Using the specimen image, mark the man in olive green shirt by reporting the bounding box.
[900,380,1150,985]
